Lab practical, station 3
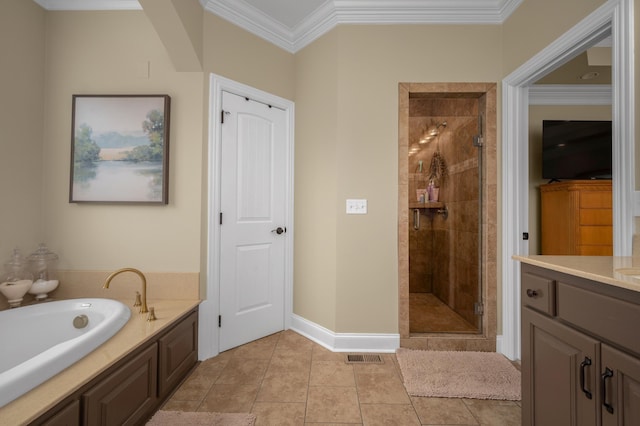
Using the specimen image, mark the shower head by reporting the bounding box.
[419,121,447,144]
[431,121,447,135]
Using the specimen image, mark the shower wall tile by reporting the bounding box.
[400,338,428,350]
[398,208,409,230]
[410,101,481,330]
[427,338,467,351]
[465,338,496,352]
[456,202,477,232]
[486,184,498,225]
[399,296,410,337]
[485,145,498,186]
[484,280,498,337]
[458,230,479,259]
[483,224,496,268]
[398,167,409,187]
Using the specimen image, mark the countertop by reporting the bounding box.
[0,298,200,425]
[513,255,640,293]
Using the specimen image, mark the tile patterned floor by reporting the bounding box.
[163,330,521,425]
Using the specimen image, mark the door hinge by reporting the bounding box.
[219,212,223,225]
[218,315,221,327]
[220,110,225,124]
[474,302,484,315]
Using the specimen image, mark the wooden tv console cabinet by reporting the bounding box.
[540,180,612,255]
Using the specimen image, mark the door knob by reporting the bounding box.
[271,227,286,235]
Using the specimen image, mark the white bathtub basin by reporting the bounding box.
[0,298,131,407]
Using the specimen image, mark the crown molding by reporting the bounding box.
[33,0,524,53]
[203,0,524,53]
[201,0,296,51]
[529,84,612,105]
[33,0,141,10]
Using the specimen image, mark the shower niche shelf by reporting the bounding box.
[409,201,444,209]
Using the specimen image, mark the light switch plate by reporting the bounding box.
[346,199,367,214]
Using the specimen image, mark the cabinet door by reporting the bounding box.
[83,344,158,426]
[522,308,599,426]
[601,345,640,426]
[34,400,80,426]
[158,310,198,398]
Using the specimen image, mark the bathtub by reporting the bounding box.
[0,298,131,408]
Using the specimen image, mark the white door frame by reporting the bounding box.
[500,0,634,360]
[199,74,295,359]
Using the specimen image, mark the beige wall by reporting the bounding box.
[203,14,295,101]
[528,105,612,254]
[293,31,340,330]
[0,0,45,259]
[2,0,633,339]
[294,25,502,333]
[502,0,607,76]
[171,0,203,67]
[636,0,640,233]
[636,0,640,189]
[41,11,204,272]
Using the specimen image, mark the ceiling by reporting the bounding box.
[537,53,611,85]
[234,0,328,29]
[34,0,524,53]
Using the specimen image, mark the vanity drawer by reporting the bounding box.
[557,281,640,356]
[522,272,555,316]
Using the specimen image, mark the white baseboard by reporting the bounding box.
[290,314,400,353]
[496,334,503,354]
[496,334,520,361]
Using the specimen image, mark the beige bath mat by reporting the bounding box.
[396,348,521,400]
[146,410,256,426]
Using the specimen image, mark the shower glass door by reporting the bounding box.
[408,93,483,334]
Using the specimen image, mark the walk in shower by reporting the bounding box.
[398,83,497,350]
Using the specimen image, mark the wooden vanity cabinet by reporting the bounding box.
[31,308,198,426]
[600,345,640,426]
[38,401,80,426]
[158,310,198,399]
[522,307,599,426]
[83,344,158,426]
[521,265,640,426]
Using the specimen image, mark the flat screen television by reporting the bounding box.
[542,120,612,180]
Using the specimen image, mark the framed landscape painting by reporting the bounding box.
[69,95,171,204]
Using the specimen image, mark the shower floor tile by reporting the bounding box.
[409,293,478,333]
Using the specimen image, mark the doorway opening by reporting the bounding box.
[398,83,497,350]
[500,0,634,361]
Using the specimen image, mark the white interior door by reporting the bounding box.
[219,90,287,352]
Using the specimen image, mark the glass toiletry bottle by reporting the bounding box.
[27,243,59,301]
[0,248,34,307]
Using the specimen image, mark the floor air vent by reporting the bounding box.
[345,354,384,364]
